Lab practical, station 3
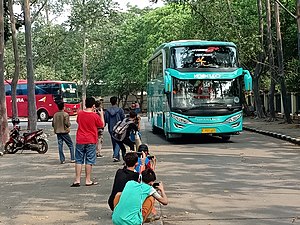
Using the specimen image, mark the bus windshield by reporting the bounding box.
[61,83,80,103]
[172,78,242,109]
[171,46,237,69]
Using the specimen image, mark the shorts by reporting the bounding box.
[75,144,96,165]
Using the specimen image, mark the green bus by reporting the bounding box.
[147,40,252,141]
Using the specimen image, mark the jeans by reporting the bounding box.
[75,144,96,165]
[57,133,75,162]
[116,137,135,160]
[111,135,121,160]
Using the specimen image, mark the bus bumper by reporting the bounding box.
[167,112,243,135]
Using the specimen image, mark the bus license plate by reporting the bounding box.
[202,128,216,133]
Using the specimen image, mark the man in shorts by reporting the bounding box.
[71,97,104,187]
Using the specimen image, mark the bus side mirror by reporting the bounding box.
[243,70,252,91]
[164,74,171,93]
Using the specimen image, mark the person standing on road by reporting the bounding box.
[134,101,140,114]
[104,96,125,162]
[112,168,168,225]
[71,97,104,187]
[95,99,104,158]
[115,110,139,160]
[52,101,75,164]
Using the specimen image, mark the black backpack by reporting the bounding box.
[112,119,134,141]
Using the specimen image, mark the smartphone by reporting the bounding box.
[152,182,160,188]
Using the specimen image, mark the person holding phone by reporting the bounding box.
[135,144,156,173]
[112,168,168,225]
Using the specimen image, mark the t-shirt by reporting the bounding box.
[112,180,156,225]
[76,110,104,144]
[108,167,139,211]
[135,157,151,173]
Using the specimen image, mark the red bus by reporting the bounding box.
[5,80,81,121]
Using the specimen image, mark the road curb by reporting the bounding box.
[243,126,300,145]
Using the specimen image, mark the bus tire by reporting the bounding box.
[152,125,160,134]
[165,132,172,142]
[38,109,49,122]
[221,135,231,141]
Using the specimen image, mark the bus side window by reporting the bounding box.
[16,84,27,95]
[5,85,12,95]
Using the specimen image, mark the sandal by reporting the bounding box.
[85,181,98,186]
[70,183,80,187]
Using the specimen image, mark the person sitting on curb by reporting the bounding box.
[108,152,140,211]
[112,168,168,225]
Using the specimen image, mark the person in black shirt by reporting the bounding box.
[108,152,140,210]
[115,111,139,160]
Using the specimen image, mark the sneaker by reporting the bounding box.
[60,161,66,164]
[70,160,75,163]
[97,154,104,158]
[113,158,120,162]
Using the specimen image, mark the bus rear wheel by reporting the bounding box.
[152,125,160,134]
[38,110,49,122]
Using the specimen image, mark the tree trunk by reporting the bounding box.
[122,93,129,109]
[140,88,144,112]
[8,0,20,119]
[297,0,300,61]
[24,0,37,131]
[253,0,265,119]
[0,0,9,150]
[266,0,276,121]
[275,2,292,123]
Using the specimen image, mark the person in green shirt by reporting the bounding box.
[112,168,168,225]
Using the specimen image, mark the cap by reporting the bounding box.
[138,144,148,152]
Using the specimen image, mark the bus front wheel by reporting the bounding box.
[221,135,231,141]
[38,110,49,122]
[165,132,172,141]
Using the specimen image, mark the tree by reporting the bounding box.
[297,0,300,61]
[0,0,9,150]
[252,0,265,119]
[275,1,292,123]
[24,0,37,131]
[265,0,276,121]
[8,0,20,119]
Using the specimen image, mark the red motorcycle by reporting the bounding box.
[4,118,48,154]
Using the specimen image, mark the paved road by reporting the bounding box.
[0,118,299,225]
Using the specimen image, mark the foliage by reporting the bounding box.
[2,0,300,102]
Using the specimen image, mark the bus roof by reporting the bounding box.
[150,40,236,61]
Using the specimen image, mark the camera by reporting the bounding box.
[136,152,154,160]
[152,182,160,188]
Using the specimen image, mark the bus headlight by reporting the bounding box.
[172,114,190,124]
[225,114,241,123]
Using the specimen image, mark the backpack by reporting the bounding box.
[112,119,134,141]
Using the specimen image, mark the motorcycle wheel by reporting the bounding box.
[4,141,19,154]
[37,139,48,154]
